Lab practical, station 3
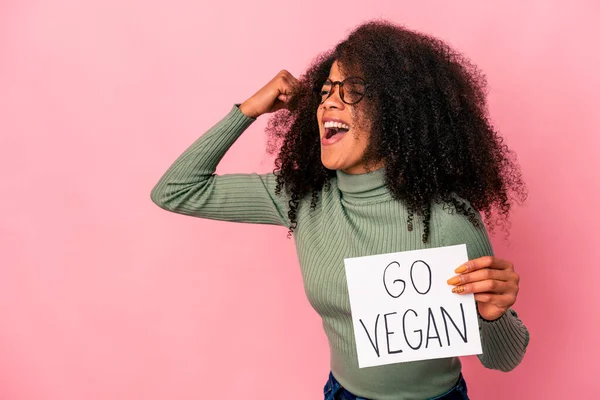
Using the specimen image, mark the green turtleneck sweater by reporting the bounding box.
[150,106,529,399]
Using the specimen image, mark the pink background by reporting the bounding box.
[1,1,598,399]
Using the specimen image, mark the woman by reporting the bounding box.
[151,21,529,400]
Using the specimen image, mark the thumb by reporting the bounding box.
[277,93,290,102]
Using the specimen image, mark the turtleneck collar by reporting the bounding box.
[335,167,393,202]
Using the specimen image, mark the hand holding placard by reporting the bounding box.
[448,256,520,321]
[344,245,482,368]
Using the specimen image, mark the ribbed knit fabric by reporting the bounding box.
[150,106,529,399]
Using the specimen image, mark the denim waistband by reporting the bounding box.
[323,372,469,400]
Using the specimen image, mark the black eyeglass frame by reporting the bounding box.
[314,77,369,105]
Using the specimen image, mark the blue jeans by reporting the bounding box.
[323,372,469,400]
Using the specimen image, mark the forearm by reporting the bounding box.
[477,308,529,371]
[150,105,290,226]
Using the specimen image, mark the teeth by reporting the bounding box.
[323,121,350,130]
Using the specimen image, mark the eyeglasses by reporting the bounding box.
[315,77,368,105]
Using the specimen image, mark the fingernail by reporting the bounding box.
[452,286,465,294]
[447,277,461,285]
[455,265,467,273]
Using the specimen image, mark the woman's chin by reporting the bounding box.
[321,158,374,174]
[320,157,343,171]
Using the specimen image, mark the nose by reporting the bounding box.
[322,84,344,109]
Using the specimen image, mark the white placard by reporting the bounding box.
[344,244,482,368]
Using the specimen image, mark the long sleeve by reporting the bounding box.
[476,308,529,371]
[435,203,530,372]
[150,105,290,227]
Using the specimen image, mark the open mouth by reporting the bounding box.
[323,121,350,143]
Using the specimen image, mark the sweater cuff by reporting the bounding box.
[233,104,257,123]
[478,309,530,371]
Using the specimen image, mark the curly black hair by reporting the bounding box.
[266,20,526,242]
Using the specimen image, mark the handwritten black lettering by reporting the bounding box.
[402,309,423,350]
[383,312,403,354]
[440,303,468,345]
[383,262,406,298]
[410,260,432,295]
[360,314,381,357]
[426,307,443,348]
